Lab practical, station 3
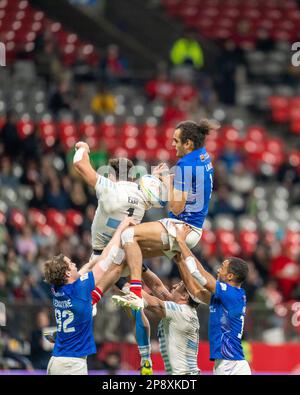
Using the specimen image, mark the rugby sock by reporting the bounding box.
[130,280,142,298]
[133,310,152,367]
[91,287,103,305]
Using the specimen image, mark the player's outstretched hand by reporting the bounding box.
[175,224,192,242]
[75,141,90,153]
[119,216,136,231]
[152,163,169,178]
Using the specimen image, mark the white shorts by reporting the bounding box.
[47,356,88,375]
[213,359,251,375]
[158,218,202,259]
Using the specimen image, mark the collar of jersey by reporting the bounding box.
[181,147,206,161]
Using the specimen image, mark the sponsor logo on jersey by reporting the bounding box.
[200,153,210,161]
[128,196,138,205]
[80,273,89,281]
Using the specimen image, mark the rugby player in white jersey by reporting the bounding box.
[136,268,201,375]
[72,141,154,374]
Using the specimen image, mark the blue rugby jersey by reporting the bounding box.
[209,281,247,360]
[169,147,213,229]
[52,271,96,358]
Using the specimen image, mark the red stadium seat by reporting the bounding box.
[79,121,99,149]
[9,208,26,230]
[28,208,46,227]
[36,223,55,238]
[290,106,300,134]
[99,119,118,139]
[17,118,34,139]
[46,209,67,238]
[246,126,267,143]
[119,122,139,138]
[239,230,259,257]
[38,119,57,148]
[140,122,159,139]
[288,151,300,173]
[0,116,5,130]
[58,121,79,151]
[66,209,83,228]
[269,96,289,123]
[201,229,217,257]
[121,136,141,157]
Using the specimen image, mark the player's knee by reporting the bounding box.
[121,227,135,246]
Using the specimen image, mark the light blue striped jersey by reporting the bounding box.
[157,301,200,375]
[92,176,150,249]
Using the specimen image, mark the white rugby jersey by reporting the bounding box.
[91,175,151,250]
[158,301,200,375]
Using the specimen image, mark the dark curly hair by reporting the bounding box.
[227,257,249,285]
[108,157,134,181]
[176,119,220,149]
[44,253,69,287]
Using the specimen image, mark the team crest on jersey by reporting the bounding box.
[220,283,227,291]
[80,273,89,281]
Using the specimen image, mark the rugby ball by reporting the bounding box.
[139,174,168,208]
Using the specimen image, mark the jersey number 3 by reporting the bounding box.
[55,309,75,333]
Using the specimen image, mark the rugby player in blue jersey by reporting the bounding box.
[112,119,219,310]
[43,217,134,375]
[174,224,251,375]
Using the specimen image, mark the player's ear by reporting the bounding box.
[65,270,71,279]
[185,139,194,150]
[227,272,234,281]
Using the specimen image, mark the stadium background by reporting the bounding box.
[0,0,299,375]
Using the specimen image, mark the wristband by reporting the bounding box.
[113,247,125,265]
[73,147,86,163]
[185,256,198,274]
[185,256,207,287]
[192,270,208,287]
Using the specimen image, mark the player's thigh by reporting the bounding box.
[133,221,169,250]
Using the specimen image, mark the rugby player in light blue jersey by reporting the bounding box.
[174,224,251,375]
[43,217,134,375]
[112,119,219,311]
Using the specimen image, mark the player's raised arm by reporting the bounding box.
[73,141,98,188]
[175,225,217,293]
[142,267,173,301]
[91,217,136,285]
[142,290,166,318]
[174,253,211,305]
